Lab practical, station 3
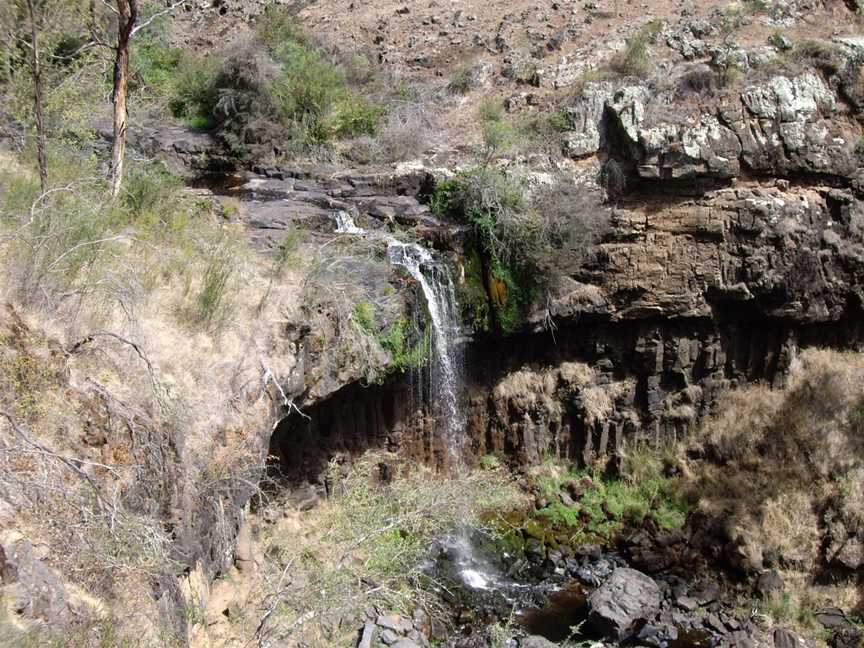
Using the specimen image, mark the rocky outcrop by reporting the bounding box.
[567,72,861,185]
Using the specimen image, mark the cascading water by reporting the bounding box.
[333,209,364,235]
[386,241,464,462]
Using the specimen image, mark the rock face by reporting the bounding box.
[588,568,662,640]
[590,72,860,183]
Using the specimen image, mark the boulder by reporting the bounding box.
[588,568,662,640]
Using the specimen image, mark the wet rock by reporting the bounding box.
[637,622,679,647]
[574,558,613,586]
[521,636,560,648]
[588,568,662,640]
[755,570,784,597]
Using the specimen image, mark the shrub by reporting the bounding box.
[431,170,610,332]
[130,7,385,160]
[448,62,476,94]
[346,100,438,164]
[191,233,240,330]
[608,21,661,78]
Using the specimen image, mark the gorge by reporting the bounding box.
[1,1,864,647]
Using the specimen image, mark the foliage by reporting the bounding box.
[129,7,384,159]
[431,169,610,333]
[353,299,428,373]
[0,149,244,335]
[245,452,522,644]
[378,318,429,372]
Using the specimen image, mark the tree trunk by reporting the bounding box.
[25,0,48,192]
[109,0,137,198]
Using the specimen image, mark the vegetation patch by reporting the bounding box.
[524,448,689,545]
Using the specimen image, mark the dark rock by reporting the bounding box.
[755,570,784,597]
[774,628,806,648]
[588,568,662,640]
[637,623,679,647]
[705,613,729,635]
[381,629,402,645]
[575,544,603,560]
[831,627,862,648]
[815,608,849,629]
[691,579,720,605]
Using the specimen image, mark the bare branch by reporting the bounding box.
[131,0,189,36]
[0,411,114,513]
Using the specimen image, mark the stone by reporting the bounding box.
[521,636,560,648]
[588,568,662,640]
[814,608,849,629]
[377,614,414,634]
[676,595,699,611]
[835,537,864,569]
[755,570,784,597]
[390,641,422,648]
[692,579,720,605]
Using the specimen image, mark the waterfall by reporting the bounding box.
[387,241,464,460]
[333,209,364,235]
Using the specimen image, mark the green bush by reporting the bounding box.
[130,7,384,158]
[430,169,609,333]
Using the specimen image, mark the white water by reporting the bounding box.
[386,240,464,461]
[333,209,364,235]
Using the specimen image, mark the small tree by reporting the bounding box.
[25,0,48,191]
[89,0,188,197]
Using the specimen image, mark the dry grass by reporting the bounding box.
[195,451,523,648]
[688,348,864,586]
[0,150,317,645]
